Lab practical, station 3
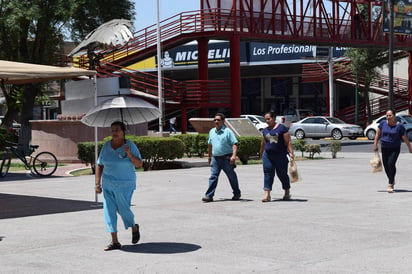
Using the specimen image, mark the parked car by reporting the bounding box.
[240,114,268,132]
[289,116,364,140]
[276,108,315,128]
[364,114,412,140]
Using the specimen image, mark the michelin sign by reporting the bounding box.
[157,41,345,68]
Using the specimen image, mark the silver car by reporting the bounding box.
[289,116,364,140]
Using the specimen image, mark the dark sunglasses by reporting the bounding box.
[214,119,222,121]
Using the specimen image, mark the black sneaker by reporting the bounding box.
[202,196,213,202]
[232,194,241,201]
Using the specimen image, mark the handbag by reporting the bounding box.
[370,151,382,173]
[288,158,300,183]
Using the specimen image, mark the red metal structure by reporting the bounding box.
[70,0,412,132]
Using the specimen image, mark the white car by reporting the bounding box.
[240,114,268,132]
[364,114,412,140]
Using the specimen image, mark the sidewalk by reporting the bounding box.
[1,152,412,273]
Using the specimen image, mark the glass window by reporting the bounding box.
[302,118,317,124]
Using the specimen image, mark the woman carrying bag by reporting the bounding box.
[259,111,294,202]
[373,110,412,193]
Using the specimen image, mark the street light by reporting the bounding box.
[156,0,164,133]
[388,0,394,110]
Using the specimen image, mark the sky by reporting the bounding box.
[133,0,200,31]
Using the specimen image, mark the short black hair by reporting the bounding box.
[264,111,276,118]
[111,121,126,132]
[215,113,226,121]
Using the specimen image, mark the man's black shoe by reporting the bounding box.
[231,194,241,201]
[202,196,213,202]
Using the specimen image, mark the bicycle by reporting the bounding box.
[0,141,58,177]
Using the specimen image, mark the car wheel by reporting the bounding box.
[331,129,343,140]
[366,129,376,140]
[295,129,305,139]
[407,130,412,141]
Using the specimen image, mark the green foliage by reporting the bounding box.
[0,128,18,151]
[237,136,261,164]
[77,136,185,172]
[305,144,321,159]
[327,140,342,159]
[0,0,135,149]
[132,136,184,171]
[292,139,306,157]
[175,134,208,157]
[77,141,103,174]
[70,0,135,42]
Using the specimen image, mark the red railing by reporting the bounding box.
[66,3,412,121]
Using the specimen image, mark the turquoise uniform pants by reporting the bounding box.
[102,187,135,233]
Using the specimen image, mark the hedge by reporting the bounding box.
[78,136,185,172]
[174,134,208,157]
[237,136,261,164]
[0,128,18,151]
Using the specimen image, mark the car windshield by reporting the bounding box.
[326,117,345,124]
[401,115,412,123]
[255,116,265,123]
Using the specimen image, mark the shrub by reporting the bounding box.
[133,136,184,170]
[292,139,306,157]
[237,136,261,164]
[175,134,208,157]
[194,134,209,157]
[77,136,185,172]
[77,142,103,174]
[327,140,341,159]
[0,128,18,151]
[305,144,321,159]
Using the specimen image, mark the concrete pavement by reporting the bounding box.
[1,152,412,273]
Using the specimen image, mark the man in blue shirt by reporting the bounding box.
[202,113,241,202]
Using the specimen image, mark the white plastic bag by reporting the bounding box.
[288,158,301,183]
[370,151,382,173]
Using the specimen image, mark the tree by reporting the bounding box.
[344,48,406,124]
[0,0,135,149]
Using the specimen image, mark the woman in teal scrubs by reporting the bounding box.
[95,121,143,251]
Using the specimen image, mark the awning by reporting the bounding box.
[0,60,96,85]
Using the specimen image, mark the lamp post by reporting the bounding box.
[388,0,394,110]
[156,0,164,133]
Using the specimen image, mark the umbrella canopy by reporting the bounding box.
[68,19,134,56]
[0,60,96,85]
[81,96,160,127]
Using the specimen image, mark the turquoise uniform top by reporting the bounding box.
[208,125,238,156]
[97,139,142,190]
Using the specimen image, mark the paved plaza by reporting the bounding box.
[1,152,412,273]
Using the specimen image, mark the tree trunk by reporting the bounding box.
[18,84,38,151]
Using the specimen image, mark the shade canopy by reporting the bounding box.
[68,19,134,56]
[0,60,96,85]
[81,96,160,127]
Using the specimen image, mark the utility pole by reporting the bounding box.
[388,0,394,110]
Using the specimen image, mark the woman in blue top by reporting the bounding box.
[95,121,143,251]
[374,110,412,193]
[259,112,295,202]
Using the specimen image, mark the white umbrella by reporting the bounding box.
[68,19,134,56]
[81,96,160,127]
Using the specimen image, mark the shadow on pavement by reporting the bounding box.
[271,198,308,202]
[0,193,102,219]
[121,242,201,254]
